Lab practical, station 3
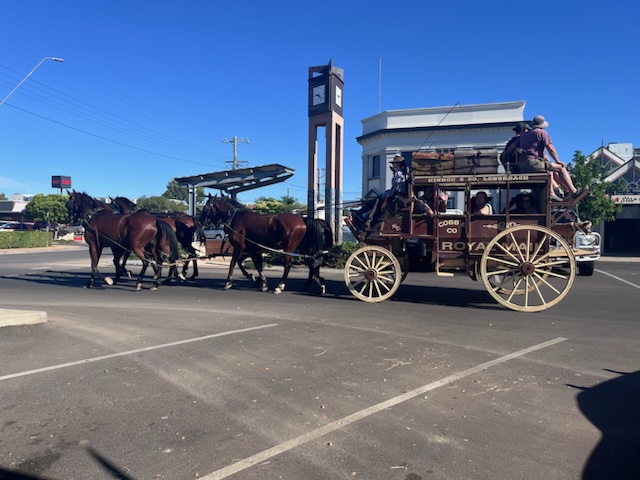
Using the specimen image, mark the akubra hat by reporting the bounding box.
[390,155,405,163]
[531,115,549,129]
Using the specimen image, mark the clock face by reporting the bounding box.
[335,86,342,107]
[312,84,325,106]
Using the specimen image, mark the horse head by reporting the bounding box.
[199,195,241,228]
[112,196,137,214]
[66,191,101,224]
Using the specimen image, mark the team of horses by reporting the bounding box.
[66,191,333,294]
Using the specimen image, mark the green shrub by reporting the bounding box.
[0,231,53,249]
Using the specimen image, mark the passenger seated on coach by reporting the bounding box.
[356,155,408,223]
[413,188,448,215]
[510,192,540,214]
[472,191,493,215]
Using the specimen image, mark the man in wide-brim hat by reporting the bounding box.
[503,115,586,201]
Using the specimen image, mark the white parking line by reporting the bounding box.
[0,323,278,381]
[201,337,567,480]
[596,269,640,290]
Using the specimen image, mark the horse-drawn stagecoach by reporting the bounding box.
[344,150,591,312]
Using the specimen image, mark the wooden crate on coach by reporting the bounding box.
[412,151,454,175]
[453,148,499,175]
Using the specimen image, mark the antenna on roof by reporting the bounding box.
[378,58,382,113]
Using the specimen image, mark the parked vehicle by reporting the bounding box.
[0,222,33,231]
[553,208,601,276]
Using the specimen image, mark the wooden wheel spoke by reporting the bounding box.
[494,240,522,264]
[532,271,563,294]
[488,267,517,276]
[505,276,525,302]
[509,231,527,263]
[530,277,547,305]
[486,255,520,268]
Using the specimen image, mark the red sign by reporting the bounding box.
[52,176,72,189]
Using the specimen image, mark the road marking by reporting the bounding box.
[595,269,640,290]
[201,337,567,480]
[0,323,278,381]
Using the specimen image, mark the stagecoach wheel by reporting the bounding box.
[480,225,576,312]
[344,245,402,303]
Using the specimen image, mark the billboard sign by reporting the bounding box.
[52,176,72,189]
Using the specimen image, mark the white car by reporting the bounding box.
[556,209,601,276]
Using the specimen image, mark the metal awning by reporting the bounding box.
[174,163,294,195]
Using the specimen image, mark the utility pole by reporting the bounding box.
[222,136,250,170]
[317,168,325,202]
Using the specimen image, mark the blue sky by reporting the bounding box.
[1,1,637,205]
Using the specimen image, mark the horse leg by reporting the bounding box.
[274,254,293,295]
[86,244,110,288]
[251,253,269,292]
[224,251,242,290]
[314,266,326,295]
[234,252,254,283]
[190,258,198,279]
[133,249,153,291]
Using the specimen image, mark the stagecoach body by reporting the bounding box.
[345,155,590,312]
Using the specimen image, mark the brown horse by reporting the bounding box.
[110,196,206,280]
[200,195,324,294]
[67,191,179,290]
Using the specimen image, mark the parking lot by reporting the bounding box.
[0,248,639,479]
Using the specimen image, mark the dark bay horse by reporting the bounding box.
[199,195,328,294]
[110,196,206,280]
[67,191,179,290]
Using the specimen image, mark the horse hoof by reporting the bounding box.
[127,271,132,279]
[320,285,326,295]
[104,277,114,286]
[136,283,143,291]
[178,273,187,281]
[150,286,158,292]
[273,287,282,295]
[261,285,269,293]
[224,283,233,290]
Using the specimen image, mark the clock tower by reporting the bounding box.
[308,60,344,242]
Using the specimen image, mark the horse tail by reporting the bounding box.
[157,221,179,261]
[301,217,322,254]
[319,219,334,250]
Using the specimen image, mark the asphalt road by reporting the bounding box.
[1,247,639,480]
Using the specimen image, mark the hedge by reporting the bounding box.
[0,231,54,249]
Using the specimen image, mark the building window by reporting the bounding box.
[370,155,380,179]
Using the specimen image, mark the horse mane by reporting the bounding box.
[78,191,100,210]
[217,194,247,211]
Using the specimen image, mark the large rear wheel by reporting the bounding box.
[344,246,402,303]
[480,225,576,312]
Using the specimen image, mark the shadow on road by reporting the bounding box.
[569,369,640,479]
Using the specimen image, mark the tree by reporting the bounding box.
[568,150,619,224]
[0,192,7,200]
[163,179,205,203]
[24,194,69,224]
[137,195,187,213]
[254,195,305,214]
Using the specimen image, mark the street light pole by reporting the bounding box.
[0,56,64,108]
